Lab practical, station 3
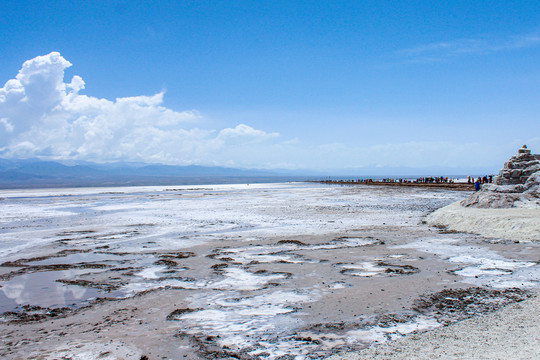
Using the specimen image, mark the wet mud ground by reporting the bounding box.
[0,183,539,359]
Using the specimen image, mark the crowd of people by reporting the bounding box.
[468,175,493,191]
[321,176,458,184]
[468,175,493,184]
[320,175,494,191]
[413,176,454,184]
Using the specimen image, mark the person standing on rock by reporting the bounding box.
[474,178,481,191]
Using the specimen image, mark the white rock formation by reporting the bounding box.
[461,145,540,208]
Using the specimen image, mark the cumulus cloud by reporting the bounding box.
[0,52,517,172]
[0,52,279,166]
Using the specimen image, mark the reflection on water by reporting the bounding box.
[0,269,117,313]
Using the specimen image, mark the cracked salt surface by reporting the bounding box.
[210,237,379,265]
[341,262,393,277]
[121,266,288,296]
[211,267,287,290]
[3,183,540,358]
[42,340,141,360]
[397,238,540,288]
[135,265,169,279]
[344,316,440,344]
[179,291,314,347]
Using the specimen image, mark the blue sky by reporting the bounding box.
[1,1,539,173]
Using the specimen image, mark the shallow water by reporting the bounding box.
[1,182,540,358]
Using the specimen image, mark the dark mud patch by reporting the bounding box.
[56,279,122,292]
[0,262,111,281]
[56,230,97,237]
[211,263,229,273]
[340,262,419,277]
[277,240,307,246]
[154,252,196,269]
[437,229,460,234]
[431,224,459,234]
[270,271,294,279]
[381,263,419,275]
[1,248,92,267]
[247,269,293,280]
[207,254,236,263]
[149,276,197,285]
[333,236,385,246]
[127,223,156,228]
[154,259,178,268]
[109,266,137,272]
[166,308,199,321]
[157,251,196,260]
[180,333,246,360]
[0,304,72,324]
[55,230,142,245]
[413,287,531,324]
[306,312,417,334]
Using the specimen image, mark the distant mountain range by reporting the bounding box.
[0,158,316,189]
[0,158,496,189]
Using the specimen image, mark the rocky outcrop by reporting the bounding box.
[493,145,540,185]
[461,145,540,208]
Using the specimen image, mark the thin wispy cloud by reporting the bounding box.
[399,32,540,63]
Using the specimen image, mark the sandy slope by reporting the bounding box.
[329,293,540,360]
[426,201,540,241]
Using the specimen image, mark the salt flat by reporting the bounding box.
[1,183,539,359]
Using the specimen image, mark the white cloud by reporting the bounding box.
[399,32,540,63]
[0,52,527,172]
[0,52,279,166]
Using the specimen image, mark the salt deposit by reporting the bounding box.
[2,182,540,359]
[396,237,540,288]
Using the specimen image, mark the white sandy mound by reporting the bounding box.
[426,201,540,241]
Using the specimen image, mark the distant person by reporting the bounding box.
[474,178,481,191]
[467,175,471,184]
